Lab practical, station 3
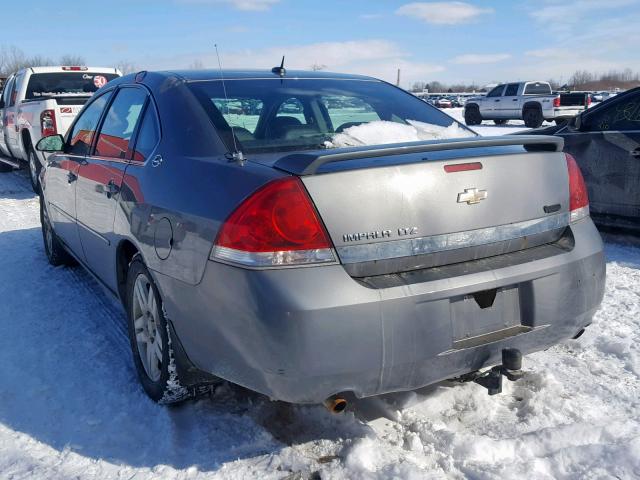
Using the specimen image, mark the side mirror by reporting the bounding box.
[36,134,65,152]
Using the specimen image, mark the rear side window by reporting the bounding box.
[25,72,120,99]
[523,82,551,95]
[66,91,113,155]
[95,88,147,159]
[587,93,640,132]
[504,83,519,96]
[131,105,160,162]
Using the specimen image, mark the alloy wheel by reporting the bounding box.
[132,273,163,381]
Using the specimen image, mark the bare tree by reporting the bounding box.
[310,63,327,71]
[189,59,204,70]
[116,60,137,75]
[59,54,86,66]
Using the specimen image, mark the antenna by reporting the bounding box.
[214,43,245,165]
[272,56,286,77]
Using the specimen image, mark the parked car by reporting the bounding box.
[0,66,121,192]
[464,81,591,128]
[521,86,640,232]
[36,69,605,408]
[434,97,452,108]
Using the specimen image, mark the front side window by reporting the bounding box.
[95,88,147,159]
[66,91,113,156]
[188,78,475,154]
[487,85,505,98]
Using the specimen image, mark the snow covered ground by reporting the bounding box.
[1,123,639,479]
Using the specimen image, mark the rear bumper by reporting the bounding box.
[156,218,605,403]
[549,107,585,119]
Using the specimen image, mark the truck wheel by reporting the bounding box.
[494,119,508,125]
[125,258,193,405]
[523,108,543,128]
[40,196,75,267]
[464,107,483,126]
[28,147,41,193]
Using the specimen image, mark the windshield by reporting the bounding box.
[187,78,475,154]
[26,72,120,99]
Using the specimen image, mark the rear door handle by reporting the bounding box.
[512,99,518,101]
[495,99,500,102]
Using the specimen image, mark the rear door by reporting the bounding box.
[0,75,14,157]
[45,90,114,257]
[502,83,521,117]
[563,91,640,221]
[6,71,25,157]
[75,86,148,290]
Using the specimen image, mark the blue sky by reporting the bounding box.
[4,0,640,87]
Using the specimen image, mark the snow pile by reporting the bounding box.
[324,119,474,148]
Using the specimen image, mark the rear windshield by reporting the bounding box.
[25,72,119,99]
[187,78,475,154]
[523,82,552,95]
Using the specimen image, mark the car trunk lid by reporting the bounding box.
[274,136,571,276]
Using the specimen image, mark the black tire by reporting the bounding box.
[523,107,544,128]
[40,196,75,266]
[555,118,568,126]
[494,119,508,125]
[464,106,483,126]
[28,146,41,193]
[125,257,192,404]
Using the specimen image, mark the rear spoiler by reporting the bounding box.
[274,135,564,175]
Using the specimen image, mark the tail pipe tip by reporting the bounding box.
[323,396,348,414]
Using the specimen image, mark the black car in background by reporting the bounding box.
[524,87,640,232]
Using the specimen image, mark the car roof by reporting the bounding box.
[154,69,379,82]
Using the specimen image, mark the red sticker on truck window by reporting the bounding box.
[93,75,108,88]
[60,107,73,114]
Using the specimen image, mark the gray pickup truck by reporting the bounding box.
[464,81,591,128]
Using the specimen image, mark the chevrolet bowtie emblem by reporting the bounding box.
[457,188,488,205]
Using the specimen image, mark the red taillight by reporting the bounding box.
[444,162,482,173]
[565,153,589,222]
[40,110,57,137]
[553,97,561,108]
[62,66,88,71]
[212,177,335,267]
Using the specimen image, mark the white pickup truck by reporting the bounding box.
[463,81,591,129]
[0,66,121,191]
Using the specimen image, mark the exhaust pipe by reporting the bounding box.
[323,396,348,414]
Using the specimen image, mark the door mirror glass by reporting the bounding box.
[36,134,65,152]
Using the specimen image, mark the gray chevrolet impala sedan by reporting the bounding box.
[36,69,605,409]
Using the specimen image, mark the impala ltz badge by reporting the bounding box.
[457,188,488,205]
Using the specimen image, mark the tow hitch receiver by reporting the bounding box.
[473,348,524,395]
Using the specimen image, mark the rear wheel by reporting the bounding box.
[523,108,543,128]
[126,258,192,404]
[464,107,483,126]
[28,147,41,193]
[40,196,75,266]
[494,119,508,125]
